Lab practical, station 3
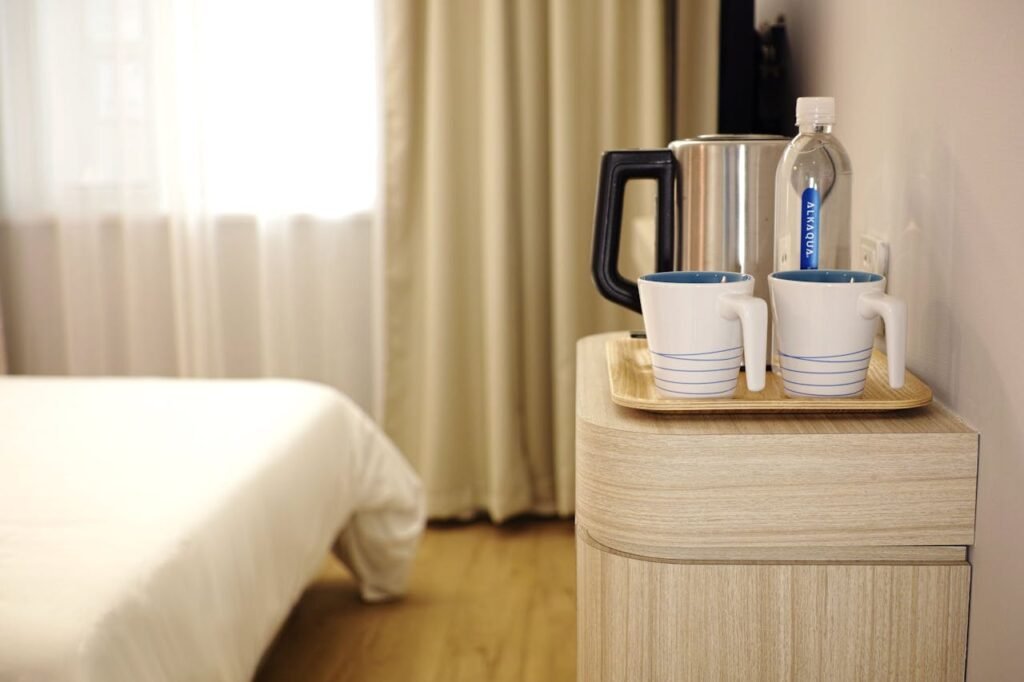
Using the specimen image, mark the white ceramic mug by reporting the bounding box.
[769,270,906,398]
[638,272,767,399]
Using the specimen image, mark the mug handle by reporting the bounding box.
[719,294,767,392]
[857,292,907,389]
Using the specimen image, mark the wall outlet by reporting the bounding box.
[859,234,890,276]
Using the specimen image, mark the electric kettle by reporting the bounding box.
[592,135,788,356]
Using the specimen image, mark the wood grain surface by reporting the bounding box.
[585,528,967,563]
[579,333,973,437]
[577,532,970,682]
[575,332,975,681]
[576,425,978,550]
[608,336,932,413]
[577,332,980,553]
[257,520,576,682]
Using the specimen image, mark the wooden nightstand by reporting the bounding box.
[575,332,978,681]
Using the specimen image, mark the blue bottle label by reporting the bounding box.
[800,187,820,269]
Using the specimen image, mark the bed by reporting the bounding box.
[0,377,424,682]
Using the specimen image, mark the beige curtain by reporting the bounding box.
[0,292,6,374]
[0,1,379,408]
[380,0,676,520]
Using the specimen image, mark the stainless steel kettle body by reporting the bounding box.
[592,134,788,365]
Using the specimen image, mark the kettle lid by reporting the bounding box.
[672,134,789,145]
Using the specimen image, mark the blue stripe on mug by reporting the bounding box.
[654,379,738,396]
[656,376,741,386]
[784,386,865,398]
[777,364,869,375]
[650,345,742,358]
[779,346,873,360]
[780,354,871,364]
[782,377,867,388]
[652,352,743,362]
[652,365,742,374]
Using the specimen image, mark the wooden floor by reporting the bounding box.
[256,519,576,682]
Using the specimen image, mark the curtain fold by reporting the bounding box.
[0,294,6,374]
[381,0,672,520]
[0,213,379,410]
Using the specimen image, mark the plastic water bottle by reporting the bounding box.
[773,97,852,273]
[771,97,852,375]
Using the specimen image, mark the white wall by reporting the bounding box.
[754,0,1024,678]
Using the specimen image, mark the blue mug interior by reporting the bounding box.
[771,269,882,284]
[641,271,748,284]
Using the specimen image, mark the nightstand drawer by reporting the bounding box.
[575,334,978,682]
[577,530,970,682]
[576,425,978,551]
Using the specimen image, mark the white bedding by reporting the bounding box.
[0,377,424,682]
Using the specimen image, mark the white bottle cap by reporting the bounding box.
[796,97,835,125]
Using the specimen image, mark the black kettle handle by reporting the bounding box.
[591,149,676,314]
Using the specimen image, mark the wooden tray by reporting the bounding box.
[607,336,933,413]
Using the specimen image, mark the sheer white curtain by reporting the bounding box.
[0,0,379,410]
